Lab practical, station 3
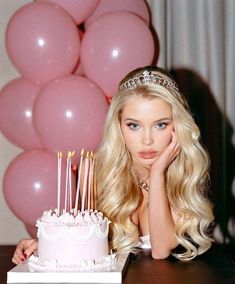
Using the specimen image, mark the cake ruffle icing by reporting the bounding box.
[28,209,116,272]
[28,254,117,272]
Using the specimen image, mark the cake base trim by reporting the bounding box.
[28,254,117,272]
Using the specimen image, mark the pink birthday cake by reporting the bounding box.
[28,150,116,272]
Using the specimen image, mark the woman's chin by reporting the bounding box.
[136,157,155,168]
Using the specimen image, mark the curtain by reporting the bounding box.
[148,0,235,247]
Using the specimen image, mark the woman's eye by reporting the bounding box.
[155,122,167,129]
[127,123,140,130]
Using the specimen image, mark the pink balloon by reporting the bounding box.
[73,60,85,76]
[0,77,43,149]
[81,12,155,97]
[25,224,37,238]
[37,0,100,24]
[33,75,108,162]
[6,2,80,85]
[73,28,85,75]
[3,150,75,225]
[85,0,150,29]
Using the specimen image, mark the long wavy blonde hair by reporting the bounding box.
[96,66,214,261]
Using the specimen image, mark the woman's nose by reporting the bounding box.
[141,130,154,146]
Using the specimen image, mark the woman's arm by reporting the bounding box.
[148,174,178,259]
[148,131,180,259]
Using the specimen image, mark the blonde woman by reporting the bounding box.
[96,66,214,261]
[12,66,214,264]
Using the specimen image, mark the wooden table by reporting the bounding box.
[0,246,15,284]
[1,245,235,284]
[123,245,235,284]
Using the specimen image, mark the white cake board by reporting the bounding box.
[7,254,129,284]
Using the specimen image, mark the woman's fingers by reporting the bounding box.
[151,131,180,174]
[24,240,38,259]
[12,245,26,265]
[12,240,26,264]
[11,238,38,265]
[12,253,24,265]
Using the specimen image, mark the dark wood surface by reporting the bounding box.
[1,245,235,284]
[0,246,15,284]
[123,245,235,284]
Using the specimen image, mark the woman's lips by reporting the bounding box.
[138,151,158,159]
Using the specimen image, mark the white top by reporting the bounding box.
[139,234,151,249]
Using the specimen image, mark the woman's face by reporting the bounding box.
[120,96,174,168]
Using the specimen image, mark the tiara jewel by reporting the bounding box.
[119,70,179,92]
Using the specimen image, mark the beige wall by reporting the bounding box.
[0,0,32,244]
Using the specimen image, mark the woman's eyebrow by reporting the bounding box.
[123,118,140,122]
[124,117,172,123]
[154,117,172,122]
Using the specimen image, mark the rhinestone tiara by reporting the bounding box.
[119,70,179,92]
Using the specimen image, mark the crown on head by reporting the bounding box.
[119,70,179,92]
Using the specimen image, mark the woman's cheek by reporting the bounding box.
[159,131,172,148]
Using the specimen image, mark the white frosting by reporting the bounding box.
[28,254,117,272]
[38,209,108,226]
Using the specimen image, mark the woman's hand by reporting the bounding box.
[12,238,38,265]
[151,131,180,176]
